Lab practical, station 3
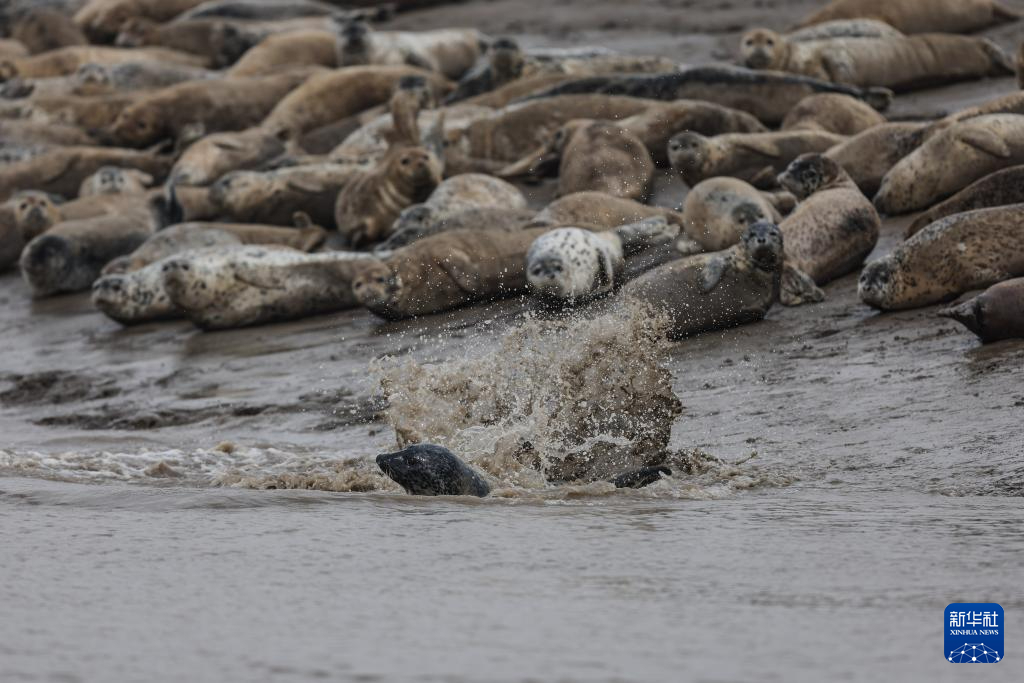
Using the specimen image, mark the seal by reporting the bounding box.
[351,227,551,320]
[776,153,880,285]
[211,159,370,228]
[376,206,537,252]
[376,444,491,497]
[74,0,208,42]
[611,465,673,490]
[259,65,451,140]
[106,68,315,148]
[334,111,444,247]
[530,191,686,231]
[526,217,677,306]
[939,278,1024,343]
[92,251,189,324]
[0,145,171,202]
[520,66,894,126]
[11,8,87,55]
[0,119,94,147]
[73,61,218,94]
[622,221,788,339]
[78,166,154,197]
[4,190,145,243]
[499,120,654,201]
[682,177,783,252]
[858,204,1024,310]
[176,0,362,22]
[794,0,1020,35]
[160,246,375,330]
[739,30,1013,92]
[0,45,208,81]
[668,129,846,188]
[171,127,285,186]
[101,213,327,275]
[0,40,28,61]
[925,92,1024,137]
[905,165,1024,237]
[333,18,484,80]
[786,19,904,42]
[19,204,158,297]
[1019,42,1024,89]
[386,172,527,240]
[823,121,927,196]
[3,91,139,132]
[780,93,887,136]
[227,29,337,77]
[874,114,1024,215]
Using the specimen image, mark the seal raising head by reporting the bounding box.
[742,220,786,273]
[11,191,60,241]
[777,153,843,199]
[740,29,787,70]
[377,444,491,497]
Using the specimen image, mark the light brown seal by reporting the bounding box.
[682,177,783,252]
[377,206,536,252]
[781,93,887,135]
[0,40,28,61]
[352,227,551,320]
[499,120,654,201]
[530,192,686,231]
[107,69,316,148]
[259,65,451,140]
[740,30,1013,92]
[74,0,208,42]
[78,166,154,197]
[227,29,337,77]
[0,146,171,202]
[171,127,285,186]
[786,19,905,42]
[859,204,1024,310]
[161,246,375,330]
[776,153,880,285]
[905,165,1024,237]
[874,114,1024,215]
[0,46,208,81]
[939,278,1024,343]
[668,129,846,188]
[4,191,144,244]
[11,8,87,55]
[794,0,1020,35]
[823,121,927,196]
[114,17,246,67]
[19,204,159,297]
[333,19,484,80]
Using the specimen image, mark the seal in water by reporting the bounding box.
[793,0,1020,35]
[939,278,1024,343]
[611,466,672,490]
[377,444,491,497]
[873,114,1024,215]
[668,129,845,189]
[859,204,1024,310]
[622,221,790,339]
[526,218,677,306]
[776,153,880,286]
[738,29,1013,92]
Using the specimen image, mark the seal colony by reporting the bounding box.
[1,0,1023,495]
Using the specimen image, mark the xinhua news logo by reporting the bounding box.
[945,603,1004,663]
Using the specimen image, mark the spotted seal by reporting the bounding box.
[905,165,1024,237]
[794,0,1020,35]
[859,204,1024,310]
[786,19,904,42]
[780,93,887,136]
[377,444,491,497]
[823,121,927,196]
[939,278,1024,343]
[526,217,678,306]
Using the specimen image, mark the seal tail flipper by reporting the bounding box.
[980,38,1016,76]
[614,216,678,256]
[938,300,984,337]
[779,263,825,307]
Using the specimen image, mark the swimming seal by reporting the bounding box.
[939,278,1024,343]
[526,218,677,306]
[859,204,1024,310]
[377,444,491,497]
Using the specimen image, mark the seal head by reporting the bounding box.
[857,255,902,309]
[351,260,401,309]
[743,221,785,273]
[777,153,841,199]
[376,444,491,497]
[740,29,786,70]
[667,132,712,186]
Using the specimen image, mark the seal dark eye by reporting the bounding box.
[400,157,411,166]
[744,40,753,47]
[19,202,27,211]
[766,39,775,47]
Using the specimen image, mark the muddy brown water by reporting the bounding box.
[3,1,1024,681]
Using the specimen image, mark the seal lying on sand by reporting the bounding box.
[786,19,904,42]
[377,206,537,252]
[794,0,1020,35]
[739,30,1013,91]
[74,0,209,42]
[526,218,677,306]
[78,166,153,197]
[352,227,551,320]
[859,204,1024,310]
[530,192,686,231]
[939,279,1024,343]
[668,129,845,188]
[20,205,158,297]
[333,18,484,80]
[0,45,207,80]
[777,153,880,285]
[170,127,285,186]
[904,165,1024,237]
[780,93,886,136]
[499,120,654,200]
[520,66,893,125]
[874,114,1024,215]
[161,246,375,330]
[823,121,927,196]
[623,222,794,339]
[682,177,783,252]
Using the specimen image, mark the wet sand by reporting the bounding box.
[2,0,1024,681]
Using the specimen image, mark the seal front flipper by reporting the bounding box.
[780,263,825,306]
[701,255,731,293]
[440,248,485,294]
[610,466,672,489]
[958,128,1012,159]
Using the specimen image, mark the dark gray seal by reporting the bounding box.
[377,444,492,497]
[938,278,1024,343]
